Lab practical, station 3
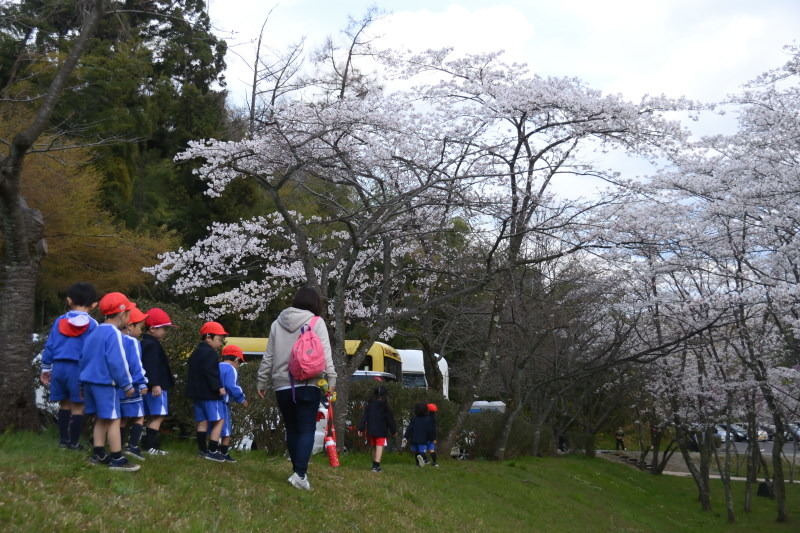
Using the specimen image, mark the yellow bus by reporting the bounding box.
[225,337,402,381]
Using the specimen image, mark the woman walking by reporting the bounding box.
[257,286,337,490]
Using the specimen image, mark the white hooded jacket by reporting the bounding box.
[257,307,337,391]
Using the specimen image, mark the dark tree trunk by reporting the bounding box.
[0,0,106,433]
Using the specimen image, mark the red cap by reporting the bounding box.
[128,306,149,324]
[145,308,175,328]
[98,292,135,316]
[200,321,228,336]
[222,344,245,361]
[427,403,438,412]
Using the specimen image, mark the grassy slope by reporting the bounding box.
[1,431,798,532]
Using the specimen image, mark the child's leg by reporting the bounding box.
[57,403,71,445]
[208,419,224,453]
[129,417,144,448]
[107,418,122,453]
[196,420,208,454]
[68,403,85,447]
[93,418,109,449]
[374,444,384,463]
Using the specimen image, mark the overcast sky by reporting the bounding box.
[205,1,800,194]
[207,0,800,105]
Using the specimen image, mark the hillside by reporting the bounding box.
[1,431,798,532]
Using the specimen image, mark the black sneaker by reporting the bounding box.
[371,465,382,473]
[123,445,146,461]
[109,456,141,472]
[204,451,226,463]
[223,453,237,463]
[68,443,85,451]
[90,453,110,466]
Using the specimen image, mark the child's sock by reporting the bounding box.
[431,451,438,464]
[196,431,208,453]
[373,461,380,469]
[129,423,143,448]
[57,409,71,444]
[68,414,84,446]
[143,427,158,450]
[93,446,107,458]
[220,444,229,455]
[208,440,219,453]
[110,450,123,461]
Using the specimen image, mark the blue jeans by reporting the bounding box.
[276,386,321,477]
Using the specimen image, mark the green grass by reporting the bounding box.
[1,431,799,532]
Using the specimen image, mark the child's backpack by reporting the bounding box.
[289,316,326,382]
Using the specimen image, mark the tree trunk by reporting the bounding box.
[0,0,106,433]
[0,263,41,432]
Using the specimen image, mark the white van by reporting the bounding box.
[396,349,449,399]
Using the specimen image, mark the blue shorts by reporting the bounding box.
[411,443,428,453]
[83,383,121,419]
[120,398,145,418]
[49,361,82,403]
[427,441,436,451]
[143,390,169,416]
[193,399,224,423]
[221,403,231,438]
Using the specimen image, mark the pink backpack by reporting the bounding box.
[289,316,326,381]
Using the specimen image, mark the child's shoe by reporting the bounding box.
[223,453,237,463]
[416,454,425,467]
[204,451,226,462]
[145,447,168,456]
[123,445,146,461]
[109,456,141,472]
[371,465,382,473]
[90,453,110,466]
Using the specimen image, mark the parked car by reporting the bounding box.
[713,425,728,443]
[785,423,800,442]
[718,423,748,442]
[759,425,775,441]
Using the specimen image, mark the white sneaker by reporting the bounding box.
[145,447,168,456]
[416,454,426,467]
[289,472,311,490]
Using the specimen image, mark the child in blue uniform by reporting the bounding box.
[403,402,435,467]
[119,306,149,461]
[40,282,98,449]
[140,308,176,455]
[357,385,397,472]
[218,344,248,462]
[186,321,228,462]
[79,292,139,472]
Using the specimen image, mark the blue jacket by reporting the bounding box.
[118,335,148,401]
[219,362,246,405]
[41,311,98,372]
[79,323,133,391]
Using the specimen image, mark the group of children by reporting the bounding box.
[42,282,437,474]
[40,282,248,472]
[357,385,440,472]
